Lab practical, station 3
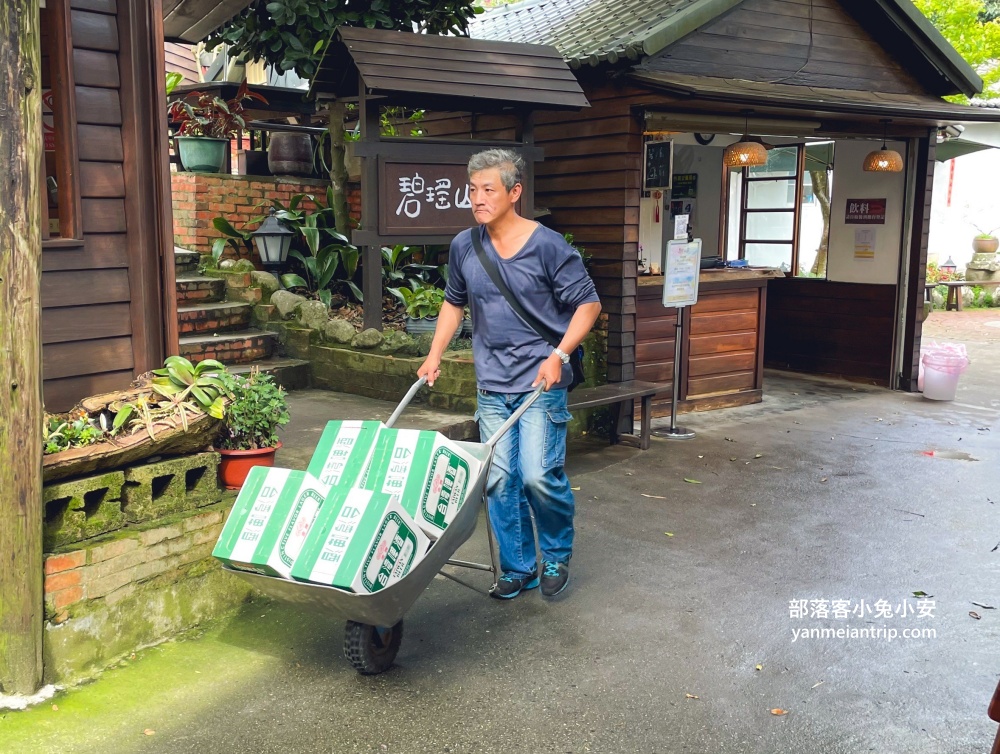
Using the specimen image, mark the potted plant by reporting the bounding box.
[167,80,267,173]
[216,369,290,489]
[973,231,999,255]
[389,281,447,336]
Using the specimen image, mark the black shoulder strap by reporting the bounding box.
[469,226,561,348]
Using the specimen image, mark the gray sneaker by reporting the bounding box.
[540,561,569,597]
[490,571,539,600]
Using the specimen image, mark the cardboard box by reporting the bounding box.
[307,420,383,487]
[212,467,329,578]
[363,429,483,539]
[291,488,430,593]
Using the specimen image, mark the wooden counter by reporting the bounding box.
[636,268,782,414]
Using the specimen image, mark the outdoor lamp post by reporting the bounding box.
[941,257,957,274]
[252,207,294,286]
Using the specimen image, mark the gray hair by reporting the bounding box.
[467,149,524,191]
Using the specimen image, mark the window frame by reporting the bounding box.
[40,0,84,246]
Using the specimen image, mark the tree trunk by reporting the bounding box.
[810,169,831,277]
[0,0,44,694]
[326,102,352,240]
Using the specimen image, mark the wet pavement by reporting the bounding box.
[3,312,998,754]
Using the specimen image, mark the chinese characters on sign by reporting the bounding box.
[845,198,887,224]
[380,161,511,237]
[789,598,936,620]
[394,173,471,219]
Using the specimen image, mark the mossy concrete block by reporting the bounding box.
[415,332,436,356]
[43,472,126,550]
[121,452,222,524]
[283,327,313,359]
[376,330,414,355]
[323,318,356,343]
[296,300,329,331]
[351,328,384,349]
[251,271,280,301]
[253,303,277,325]
[43,562,253,685]
[271,290,306,319]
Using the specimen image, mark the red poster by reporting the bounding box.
[845,198,886,224]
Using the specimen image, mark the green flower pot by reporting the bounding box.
[175,136,229,173]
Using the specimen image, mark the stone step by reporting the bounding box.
[177,301,252,335]
[174,247,200,274]
[175,275,226,304]
[230,357,311,391]
[179,329,277,366]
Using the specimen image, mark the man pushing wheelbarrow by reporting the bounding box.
[418,148,602,600]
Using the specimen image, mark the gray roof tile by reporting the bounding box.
[470,0,701,67]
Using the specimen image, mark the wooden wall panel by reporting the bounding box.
[41,269,130,307]
[42,0,146,411]
[43,303,132,344]
[42,234,128,272]
[42,336,133,380]
[644,0,925,95]
[764,278,895,384]
[77,124,123,162]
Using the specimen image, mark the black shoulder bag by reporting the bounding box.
[470,227,586,391]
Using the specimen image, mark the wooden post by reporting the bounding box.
[359,84,382,332]
[0,0,45,694]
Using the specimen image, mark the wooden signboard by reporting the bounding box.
[378,160,474,236]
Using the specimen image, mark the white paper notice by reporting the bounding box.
[673,214,690,241]
[854,228,876,260]
[662,239,702,309]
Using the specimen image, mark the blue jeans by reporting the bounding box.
[476,388,575,577]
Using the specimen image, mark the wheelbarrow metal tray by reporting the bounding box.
[222,439,492,627]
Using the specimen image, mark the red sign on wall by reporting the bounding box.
[845,198,886,224]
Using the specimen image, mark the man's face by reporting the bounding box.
[469,167,520,225]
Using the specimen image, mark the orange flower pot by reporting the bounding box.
[218,442,281,490]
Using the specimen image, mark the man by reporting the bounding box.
[417,149,601,599]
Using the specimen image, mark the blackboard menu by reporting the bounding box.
[643,140,673,190]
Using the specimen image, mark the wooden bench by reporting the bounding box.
[567,380,667,450]
[926,280,974,311]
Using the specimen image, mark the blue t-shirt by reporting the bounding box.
[444,224,600,392]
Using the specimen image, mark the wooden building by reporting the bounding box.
[465,0,1000,411]
[37,0,254,412]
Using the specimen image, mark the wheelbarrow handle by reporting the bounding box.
[385,376,427,429]
[484,381,547,449]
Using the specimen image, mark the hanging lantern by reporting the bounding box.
[723,111,768,168]
[864,119,904,173]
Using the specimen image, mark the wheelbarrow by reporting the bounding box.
[222,377,543,675]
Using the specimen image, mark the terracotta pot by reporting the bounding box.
[973,236,999,254]
[218,441,282,490]
[268,132,314,176]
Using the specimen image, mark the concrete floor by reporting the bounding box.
[4,312,999,754]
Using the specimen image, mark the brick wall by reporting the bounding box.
[44,506,225,624]
[40,452,253,684]
[171,172,362,257]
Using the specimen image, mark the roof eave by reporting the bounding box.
[870,0,983,98]
[640,0,742,58]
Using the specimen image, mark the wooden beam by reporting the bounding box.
[0,0,44,694]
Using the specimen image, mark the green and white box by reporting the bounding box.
[363,429,483,539]
[291,488,429,593]
[307,420,383,487]
[213,467,330,578]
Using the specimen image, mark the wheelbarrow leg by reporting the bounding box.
[344,619,403,675]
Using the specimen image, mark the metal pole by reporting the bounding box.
[654,306,695,440]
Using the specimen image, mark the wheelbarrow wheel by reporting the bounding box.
[344,620,403,675]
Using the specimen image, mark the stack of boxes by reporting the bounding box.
[212,420,483,595]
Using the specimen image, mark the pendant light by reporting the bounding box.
[863,119,904,173]
[723,111,768,168]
